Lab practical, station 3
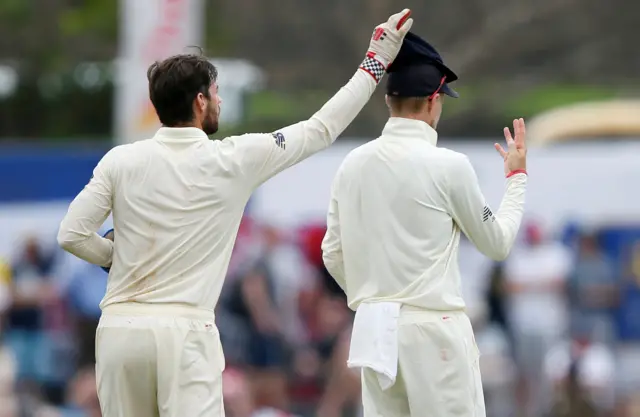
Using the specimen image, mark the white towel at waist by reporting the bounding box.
[347,301,401,391]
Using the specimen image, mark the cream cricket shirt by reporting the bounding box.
[57,69,377,311]
[322,117,528,312]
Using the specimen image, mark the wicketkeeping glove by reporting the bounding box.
[359,9,413,84]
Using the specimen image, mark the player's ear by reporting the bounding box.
[384,94,391,109]
[196,92,207,111]
[427,94,440,111]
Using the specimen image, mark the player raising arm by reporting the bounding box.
[56,10,412,417]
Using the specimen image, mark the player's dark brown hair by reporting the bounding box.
[147,53,218,127]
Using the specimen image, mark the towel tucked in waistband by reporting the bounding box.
[347,302,401,391]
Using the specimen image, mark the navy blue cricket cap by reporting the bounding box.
[386,32,459,98]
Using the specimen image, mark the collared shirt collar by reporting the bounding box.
[381,117,438,146]
[153,127,209,142]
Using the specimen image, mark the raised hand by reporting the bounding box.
[494,118,527,176]
[360,9,413,83]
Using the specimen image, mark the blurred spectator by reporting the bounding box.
[5,237,63,403]
[0,257,10,309]
[290,293,355,416]
[458,236,492,325]
[547,362,599,417]
[224,226,291,410]
[476,324,518,417]
[315,325,361,417]
[485,262,514,351]
[18,367,102,417]
[292,225,361,416]
[223,367,300,417]
[567,231,620,345]
[57,366,101,417]
[545,334,616,414]
[298,225,343,299]
[504,223,573,416]
[261,226,314,348]
[613,240,640,416]
[63,259,108,368]
[0,271,19,417]
[227,216,262,280]
[307,293,351,364]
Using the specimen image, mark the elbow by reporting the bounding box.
[306,116,336,146]
[486,246,512,262]
[322,250,336,272]
[322,250,344,279]
[480,227,516,261]
[57,226,80,252]
[57,230,74,252]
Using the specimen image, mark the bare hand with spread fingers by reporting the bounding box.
[495,118,527,176]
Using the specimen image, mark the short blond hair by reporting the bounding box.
[387,96,430,114]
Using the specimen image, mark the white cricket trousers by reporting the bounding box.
[95,303,225,417]
[361,308,486,417]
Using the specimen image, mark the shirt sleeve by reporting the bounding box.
[321,174,346,291]
[57,149,116,267]
[225,69,376,188]
[448,155,527,261]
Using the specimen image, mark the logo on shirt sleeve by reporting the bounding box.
[272,132,286,150]
[482,205,495,222]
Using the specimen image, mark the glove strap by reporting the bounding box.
[359,52,387,84]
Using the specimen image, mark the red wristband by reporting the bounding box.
[506,169,527,178]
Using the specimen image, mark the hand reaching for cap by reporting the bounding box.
[368,9,413,66]
[495,118,527,177]
[359,9,413,83]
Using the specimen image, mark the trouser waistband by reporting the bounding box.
[399,305,467,322]
[101,302,215,321]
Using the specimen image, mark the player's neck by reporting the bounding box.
[389,113,434,129]
[166,120,202,130]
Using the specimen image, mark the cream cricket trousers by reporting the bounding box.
[95,303,225,417]
[361,308,486,417]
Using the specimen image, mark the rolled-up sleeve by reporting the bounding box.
[57,149,116,267]
[448,155,527,261]
[321,175,346,291]
[226,69,376,188]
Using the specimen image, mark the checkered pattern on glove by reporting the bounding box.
[359,53,387,84]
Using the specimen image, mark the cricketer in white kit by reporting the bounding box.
[321,32,529,417]
[56,9,413,417]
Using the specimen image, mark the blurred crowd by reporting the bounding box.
[1,217,640,417]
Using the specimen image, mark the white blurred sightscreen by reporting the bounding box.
[0,65,18,98]
[210,58,265,126]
